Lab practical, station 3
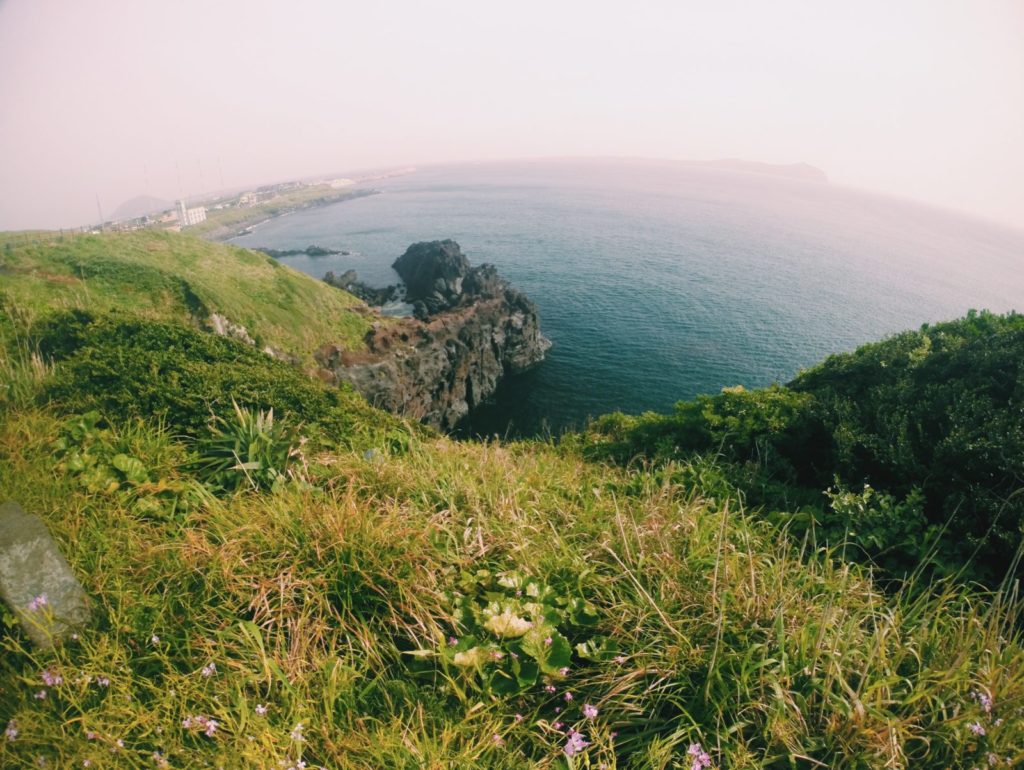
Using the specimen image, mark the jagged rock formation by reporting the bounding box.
[317,240,550,430]
[324,269,401,305]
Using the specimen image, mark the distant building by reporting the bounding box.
[176,200,207,227]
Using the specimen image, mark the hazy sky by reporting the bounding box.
[1,0,1022,230]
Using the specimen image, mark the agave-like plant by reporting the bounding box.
[195,400,300,493]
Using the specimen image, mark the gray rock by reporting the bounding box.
[0,501,91,648]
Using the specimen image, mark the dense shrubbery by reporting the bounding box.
[582,310,1024,583]
[32,310,417,454]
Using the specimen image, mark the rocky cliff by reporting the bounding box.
[316,240,550,430]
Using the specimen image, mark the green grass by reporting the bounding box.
[1,338,1022,769]
[0,230,374,363]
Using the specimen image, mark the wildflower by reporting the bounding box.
[448,636,457,646]
[41,669,63,687]
[563,729,589,757]
[153,752,169,768]
[987,754,999,767]
[559,667,569,676]
[553,721,563,730]
[150,635,161,646]
[5,720,18,741]
[255,704,268,716]
[290,722,305,742]
[86,731,98,740]
[544,684,557,694]
[34,689,47,700]
[513,713,524,723]
[613,655,627,664]
[492,733,504,746]
[544,636,553,646]
[491,650,504,661]
[969,721,986,736]
[200,663,216,678]
[115,738,125,749]
[972,690,994,714]
[27,594,48,611]
[688,743,712,770]
[96,677,111,687]
[564,691,573,702]
[583,703,598,719]
[182,717,194,729]
[83,762,93,768]
[204,719,218,737]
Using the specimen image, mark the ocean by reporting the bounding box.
[229,159,1024,436]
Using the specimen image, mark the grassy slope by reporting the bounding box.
[0,344,1022,768]
[0,230,373,363]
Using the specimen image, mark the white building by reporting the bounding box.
[176,200,207,227]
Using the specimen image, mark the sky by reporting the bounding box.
[0,0,1022,230]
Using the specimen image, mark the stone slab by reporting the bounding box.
[0,500,91,648]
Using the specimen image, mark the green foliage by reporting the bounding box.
[194,401,302,493]
[581,311,1024,584]
[33,310,415,457]
[422,569,609,698]
[51,410,197,520]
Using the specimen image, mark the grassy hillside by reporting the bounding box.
[1,235,1023,768]
[0,230,374,363]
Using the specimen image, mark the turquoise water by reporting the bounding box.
[230,159,1024,436]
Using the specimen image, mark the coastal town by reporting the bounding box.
[94,167,415,239]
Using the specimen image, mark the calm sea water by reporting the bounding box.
[230,159,1024,436]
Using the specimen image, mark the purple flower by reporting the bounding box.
[969,721,986,736]
[688,742,713,770]
[204,719,218,737]
[255,703,268,716]
[41,669,62,687]
[563,729,589,757]
[583,703,598,719]
[448,636,458,646]
[34,689,47,700]
[290,722,305,742]
[972,690,994,713]
[200,663,216,678]
[564,691,573,702]
[513,713,524,723]
[5,720,17,742]
[27,594,48,611]
[544,684,557,694]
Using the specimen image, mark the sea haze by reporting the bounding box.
[230,159,1024,436]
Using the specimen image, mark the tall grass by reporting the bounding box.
[1,409,1021,768]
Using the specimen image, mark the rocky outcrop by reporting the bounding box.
[317,240,550,430]
[324,269,401,305]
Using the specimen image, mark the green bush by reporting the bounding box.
[194,401,302,493]
[580,311,1024,584]
[32,311,416,458]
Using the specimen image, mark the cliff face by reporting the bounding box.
[316,241,550,431]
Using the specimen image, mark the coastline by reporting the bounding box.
[195,187,381,243]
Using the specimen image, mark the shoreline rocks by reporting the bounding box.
[318,240,550,430]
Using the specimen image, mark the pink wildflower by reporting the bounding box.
[563,729,589,757]
[583,703,598,719]
[969,721,986,736]
[544,636,553,646]
[34,689,47,700]
[41,669,62,687]
[5,720,17,741]
[564,691,573,702]
[200,663,216,678]
[27,594,48,611]
[255,704,268,716]
[688,742,712,770]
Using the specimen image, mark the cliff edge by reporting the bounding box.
[316,240,550,430]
